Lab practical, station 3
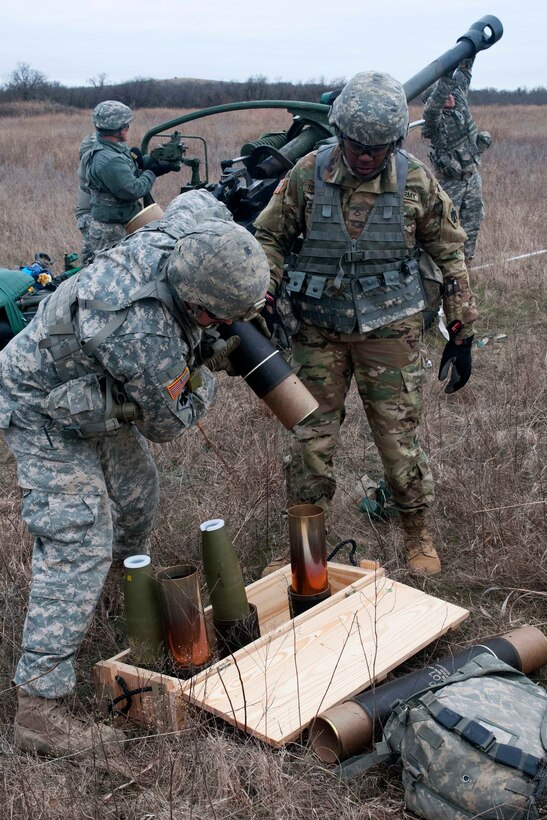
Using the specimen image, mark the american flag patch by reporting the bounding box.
[166,367,190,400]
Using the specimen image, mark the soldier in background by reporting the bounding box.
[255,71,477,577]
[82,100,179,264]
[0,190,269,758]
[421,58,492,266]
[75,133,95,265]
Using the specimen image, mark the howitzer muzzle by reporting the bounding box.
[403,15,503,103]
[219,320,318,429]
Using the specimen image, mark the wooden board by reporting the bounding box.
[94,562,468,745]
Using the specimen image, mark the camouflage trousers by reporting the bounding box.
[287,315,435,513]
[83,217,127,266]
[440,172,484,260]
[3,421,159,698]
[76,213,93,268]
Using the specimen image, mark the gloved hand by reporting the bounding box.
[149,159,179,177]
[252,313,272,339]
[202,336,240,376]
[438,320,474,394]
[130,146,144,169]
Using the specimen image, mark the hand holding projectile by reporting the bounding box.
[202,335,240,376]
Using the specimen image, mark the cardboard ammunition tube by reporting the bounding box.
[499,625,547,674]
[309,626,547,763]
[213,603,261,659]
[309,702,373,764]
[125,203,164,234]
[220,321,318,429]
[260,374,319,430]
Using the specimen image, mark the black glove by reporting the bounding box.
[148,159,178,177]
[130,146,144,169]
[438,320,474,394]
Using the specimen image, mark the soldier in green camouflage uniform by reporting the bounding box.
[82,100,179,265]
[422,58,492,263]
[255,71,477,576]
[0,189,270,757]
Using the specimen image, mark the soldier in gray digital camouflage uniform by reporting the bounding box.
[0,189,270,757]
[81,100,179,265]
[255,72,477,576]
[421,58,491,265]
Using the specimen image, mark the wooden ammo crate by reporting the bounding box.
[94,561,468,746]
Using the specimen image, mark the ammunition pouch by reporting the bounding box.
[45,373,139,438]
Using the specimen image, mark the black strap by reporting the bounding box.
[107,673,153,717]
[423,693,543,779]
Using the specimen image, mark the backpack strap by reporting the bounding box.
[421,690,545,780]
[333,744,393,781]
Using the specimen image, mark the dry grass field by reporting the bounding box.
[0,101,546,818]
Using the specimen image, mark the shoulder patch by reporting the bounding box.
[404,189,419,202]
[165,367,189,400]
[273,176,288,195]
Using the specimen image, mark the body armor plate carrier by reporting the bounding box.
[286,145,425,334]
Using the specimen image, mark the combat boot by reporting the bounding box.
[400,510,441,576]
[14,689,126,758]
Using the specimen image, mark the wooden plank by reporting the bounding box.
[179,575,468,746]
[243,561,384,633]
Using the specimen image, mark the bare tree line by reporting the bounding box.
[1,62,546,113]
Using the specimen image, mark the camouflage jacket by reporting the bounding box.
[76,134,96,220]
[85,137,156,224]
[254,143,477,337]
[422,59,491,180]
[0,191,218,450]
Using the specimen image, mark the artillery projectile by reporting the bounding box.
[200,518,260,657]
[123,555,165,667]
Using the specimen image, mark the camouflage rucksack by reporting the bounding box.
[340,653,547,819]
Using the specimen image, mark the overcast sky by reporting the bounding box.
[1,0,544,91]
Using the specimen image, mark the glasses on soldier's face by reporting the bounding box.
[192,296,267,325]
[341,134,391,158]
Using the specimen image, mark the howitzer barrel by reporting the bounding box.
[403,15,503,103]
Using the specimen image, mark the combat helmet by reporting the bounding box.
[93,100,133,131]
[165,220,270,322]
[329,71,409,145]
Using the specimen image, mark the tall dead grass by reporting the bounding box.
[0,103,546,818]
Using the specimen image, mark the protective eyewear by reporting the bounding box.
[341,135,391,157]
[194,296,267,324]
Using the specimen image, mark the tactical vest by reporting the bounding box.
[286,146,424,334]
[86,142,142,224]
